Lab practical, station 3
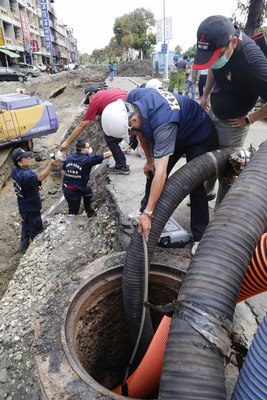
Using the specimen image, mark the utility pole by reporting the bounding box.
[163,0,168,80]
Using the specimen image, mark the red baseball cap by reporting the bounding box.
[193,15,235,70]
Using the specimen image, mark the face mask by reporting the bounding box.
[88,147,93,154]
[211,55,229,69]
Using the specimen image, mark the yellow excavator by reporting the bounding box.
[0,92,58,149]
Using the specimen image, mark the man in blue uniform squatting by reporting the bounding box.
[62,139,112,216]
[11,147,59,252]
[101,88,219,255]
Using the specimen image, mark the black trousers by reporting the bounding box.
[140,125,218,242]
[20,211,43,249]
[104,134,127,169]
[63,185,93,215]
[198,74,207,97]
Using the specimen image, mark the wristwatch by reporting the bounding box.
[143,209,153,218]
[245,114,252,124]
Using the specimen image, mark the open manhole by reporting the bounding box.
[62,263,184,399]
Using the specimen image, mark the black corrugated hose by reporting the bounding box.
[159,142,267,399]
[123,149,231,364]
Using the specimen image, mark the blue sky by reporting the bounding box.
[54,0,236,54]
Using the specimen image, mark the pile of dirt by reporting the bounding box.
[118,59,152,77]
[0,66,108,100]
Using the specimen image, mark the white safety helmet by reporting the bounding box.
[145,78,163,89]
[101,99,131,143]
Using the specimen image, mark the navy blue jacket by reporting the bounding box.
[63,152,104,191]
[127,88,211,147]
[11,166,42,213]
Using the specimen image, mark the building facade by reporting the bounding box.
[0,0,78,68]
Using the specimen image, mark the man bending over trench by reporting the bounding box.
[101,87,219,255]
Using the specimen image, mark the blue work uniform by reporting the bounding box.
[62,151,104,215]
[127,88,218,242]
[11,166,43,249]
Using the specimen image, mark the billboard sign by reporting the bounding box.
[0,27,5,46]
[20,10,31,44]
[156,17,173,42]
[156,20,162,43]
[31,40,39,52]
[161,43,168,54]
[40,0,52,52]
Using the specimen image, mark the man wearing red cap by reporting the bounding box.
[193,15,267,206]
[60,85,130,175]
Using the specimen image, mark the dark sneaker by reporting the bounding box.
[191,241,200,256]
[107,165,130,175]
[207,192,216,201]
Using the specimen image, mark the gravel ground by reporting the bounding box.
[0,182,123,400]
[0,60,155,399]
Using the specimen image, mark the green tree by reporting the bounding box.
[260,25,267,35]
[91,48,107,64]
[103,37,123,60]
[79,53,91,65]
[184,44,197,57]
[113,8,156,58]
[234,0,267,35]
[174,44,183,56]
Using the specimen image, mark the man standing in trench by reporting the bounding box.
[101,87,218,255]
[11,147,59,251]
[62,139,112,216]
[60,85,130,175]
[193,15,267,206]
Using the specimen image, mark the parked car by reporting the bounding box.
[10,62,41,77]
[36,63,47,72]
[0,67,27,82]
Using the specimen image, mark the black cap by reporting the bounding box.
[193,15,235,70]
[12,147,33,164]
[83,85,102,104]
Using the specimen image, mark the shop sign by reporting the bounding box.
[0,28,5,46]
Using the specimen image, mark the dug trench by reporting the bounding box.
[0,115,127,400]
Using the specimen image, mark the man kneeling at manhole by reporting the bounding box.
[62,139,112,216]
[101,87,219,255]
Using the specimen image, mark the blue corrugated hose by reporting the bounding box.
[232,312,267,400]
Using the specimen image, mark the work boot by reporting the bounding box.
[86,202,97,217]
[19,239,30,252]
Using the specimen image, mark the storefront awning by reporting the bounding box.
[0,48,20,58]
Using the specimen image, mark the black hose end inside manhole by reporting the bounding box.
[62,264,183,399]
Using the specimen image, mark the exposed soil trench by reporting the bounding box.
[0,69,110,299]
